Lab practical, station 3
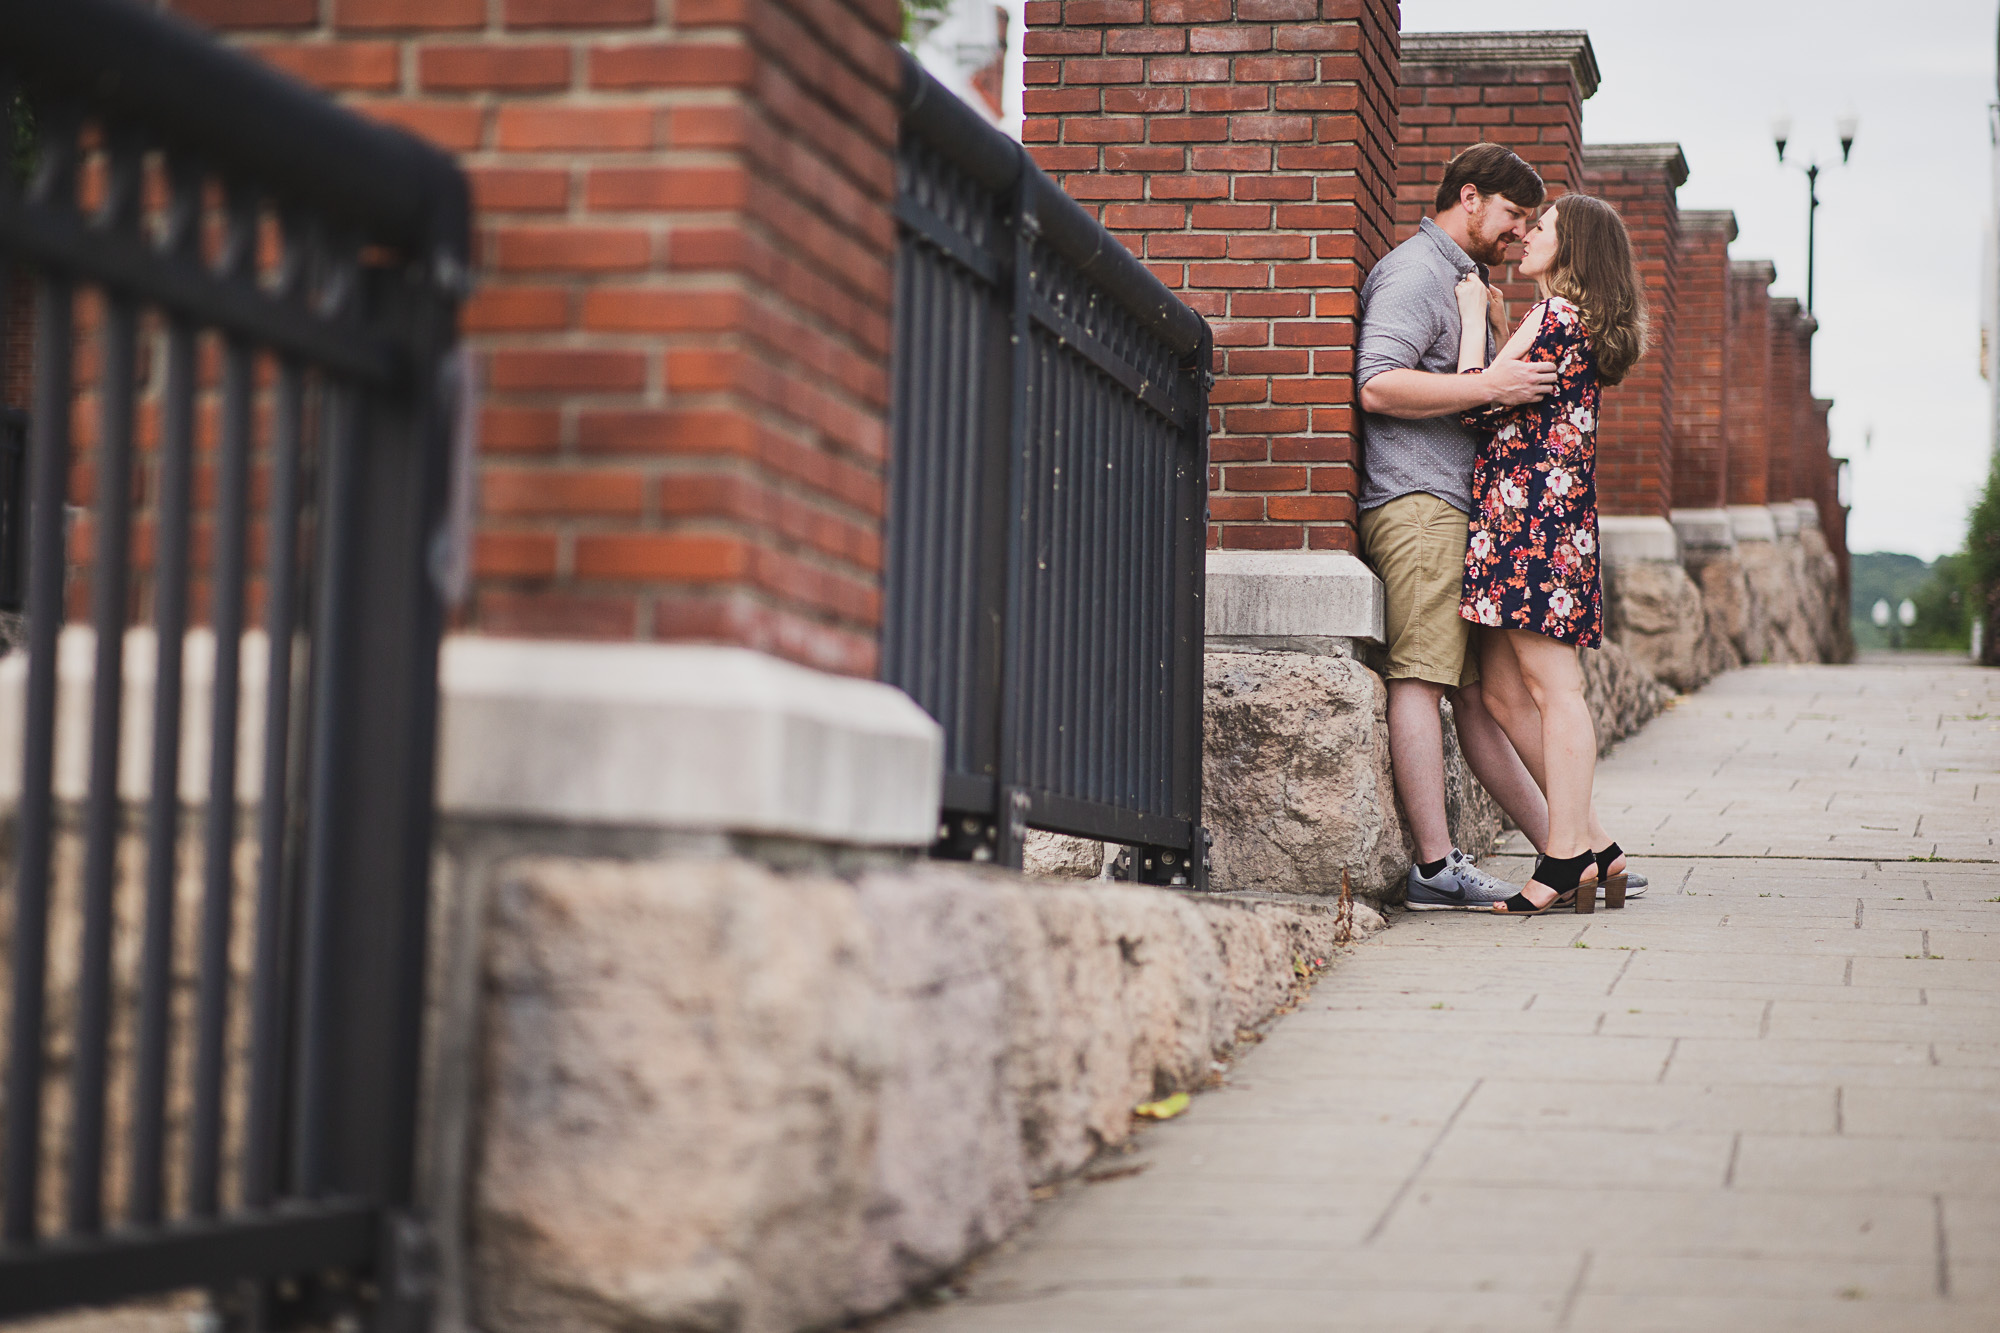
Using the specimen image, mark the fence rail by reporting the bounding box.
[885,57,1210,885]
[0,0,466,1324]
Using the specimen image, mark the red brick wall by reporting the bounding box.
[1,276,27,412]
[1671,210,1734,512]
[1766,296,1806,509]
[171,0,900,675]
[1022,0,1402,554]
[1394,31,1595,314]
[1724,260,1772,508]
[1583,144,1683,520]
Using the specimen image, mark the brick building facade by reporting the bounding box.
[1021,0,1402,554]
[45,9,1843,671]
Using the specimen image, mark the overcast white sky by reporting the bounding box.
[1405,1,1998,560]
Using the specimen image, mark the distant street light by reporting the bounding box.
[1872,599,1891,628]
[1773,112,1857,315]
[1898,599,1917,628]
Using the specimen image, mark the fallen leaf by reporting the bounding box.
[1133,1092,1190,1120]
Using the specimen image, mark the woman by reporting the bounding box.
[1452,194,1647,915]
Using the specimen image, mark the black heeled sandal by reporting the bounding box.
[1493,850,1597,916]
[1594,843,1629,910]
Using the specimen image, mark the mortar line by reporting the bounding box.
[1361,1078,1482,1246]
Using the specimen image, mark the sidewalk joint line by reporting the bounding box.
[1556,1250,1593,1330]
[1360,1078,1481,1246]
[1605,952,1635,997]
[1936,1194,1952,1299]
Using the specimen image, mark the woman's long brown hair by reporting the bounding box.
[1542,192,1647,385]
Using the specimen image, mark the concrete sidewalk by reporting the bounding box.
[881,660,2000,1332]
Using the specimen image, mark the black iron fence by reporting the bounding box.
[0,0,465,1324]
[886,57,1211,885]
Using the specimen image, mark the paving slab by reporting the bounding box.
[881,661,2000,1331]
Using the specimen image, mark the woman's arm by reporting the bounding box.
[1454,273,1489,372]
[1490,300,1551,366]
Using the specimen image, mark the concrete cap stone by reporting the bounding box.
[1398,30,1600,100]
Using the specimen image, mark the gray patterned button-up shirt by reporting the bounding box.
[1356,217,1494,516]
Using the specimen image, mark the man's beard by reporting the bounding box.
[1463,209,1514,266]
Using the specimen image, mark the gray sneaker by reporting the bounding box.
[1405,849,1517,911]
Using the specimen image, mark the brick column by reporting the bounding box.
[176,0,900,676]
[1022,0,1402,554]
[1724,260,1774,530]
[1395,31,1596,311]
[1582,144,1684,563]
[1669,209,1735,551]
[1766,296,1809,536]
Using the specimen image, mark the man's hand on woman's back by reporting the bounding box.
[1482,358,1557,407]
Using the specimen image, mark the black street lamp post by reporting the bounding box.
[1773,113,1858,315]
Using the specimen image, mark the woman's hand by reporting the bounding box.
[1485,284,1509,346]
[1455,272,1488,322]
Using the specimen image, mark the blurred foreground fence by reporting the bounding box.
[884,57,1212,885]
[0,0,465,1325]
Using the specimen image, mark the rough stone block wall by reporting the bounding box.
[1022,0,1402,555]
[172,0,901,675]
[1583,144,1682,520]
[1672,210,1734,511]
[1725,260,1773,507]
[1767,296,1808,510]
[1393,31,1594,313]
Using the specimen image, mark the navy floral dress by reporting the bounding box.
[1457,296,1604,647]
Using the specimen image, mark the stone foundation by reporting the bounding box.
[453,850,1381,1333]
[1603,558,1710,692]
[1198,649,1502,907]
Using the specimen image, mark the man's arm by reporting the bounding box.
[1355,259,1555,421]
[1358,359,1557,420]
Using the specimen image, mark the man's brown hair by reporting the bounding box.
[1434,143,1545,212]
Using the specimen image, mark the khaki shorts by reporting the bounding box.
[1358,492,1480,690]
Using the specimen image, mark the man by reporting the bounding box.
[1355,143,1559,910]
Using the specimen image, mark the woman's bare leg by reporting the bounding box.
[1477,628,1620,867]
[1505,628,1599,906]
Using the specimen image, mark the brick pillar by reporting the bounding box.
[1670,210,1735,523]
[1022,0,1402,554]
[1724,260,1773,518]
[1395,31,1596,311]
[0,276,27,411]
[1766,296,1807,526]
[175,0,900,676]
[1582,143,1684,532]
